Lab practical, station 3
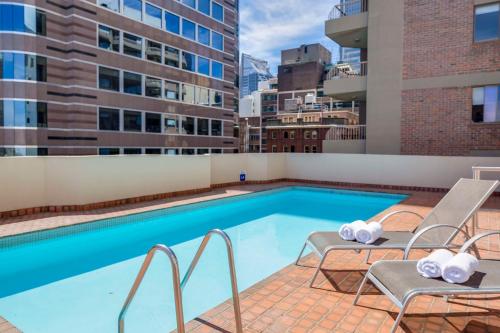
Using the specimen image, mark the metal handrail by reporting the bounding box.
[181,229,243,333]
[118,244,184,333]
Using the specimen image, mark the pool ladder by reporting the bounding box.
[117,229,243,333]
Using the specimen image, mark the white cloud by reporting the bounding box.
[239,0,336,71]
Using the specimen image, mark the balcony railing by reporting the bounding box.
[325,125,366,141]
[328,0,368,20]
[326,61,368,80]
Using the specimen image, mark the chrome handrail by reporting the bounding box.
[181,229,243,333]
[118,244,184,333]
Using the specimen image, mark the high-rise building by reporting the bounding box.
[0,0,239,156]
[325,0,500,156]
[240,53,274,97]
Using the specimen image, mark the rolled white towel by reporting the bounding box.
[442,253,480,284]
[355,222,383,244]
[339,220,366,241]
[417,249,454,278]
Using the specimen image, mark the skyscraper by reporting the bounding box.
[240,54,274,97]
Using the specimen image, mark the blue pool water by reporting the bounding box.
[0,187,405,332]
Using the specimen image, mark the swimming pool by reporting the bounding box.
[0,186,406,332]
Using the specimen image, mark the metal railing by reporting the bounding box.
[328,0,368,20]
[472,166,500,234]
[118,229,243,333]
[327,61,368,80]
[325,125,366,141]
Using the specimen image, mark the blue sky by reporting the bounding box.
[239,0,340,74]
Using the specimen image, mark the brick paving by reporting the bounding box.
[0,184,499,333]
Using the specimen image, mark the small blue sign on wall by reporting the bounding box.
[240,171,246,182]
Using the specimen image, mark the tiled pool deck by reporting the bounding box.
[0,183,499,333]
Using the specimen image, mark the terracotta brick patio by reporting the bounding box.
[0,183,499,333]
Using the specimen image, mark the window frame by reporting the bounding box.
[474,3,500,42]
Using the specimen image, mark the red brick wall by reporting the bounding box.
[266,128,329,153]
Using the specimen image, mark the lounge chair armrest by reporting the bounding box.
[460,231,500,254]
[379,210,425,231]
[403,224,470,260]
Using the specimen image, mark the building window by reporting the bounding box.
[272,145,277,153]
[145,77,162,98]
[99,148,120,155]
[124,148,142,155]
[198,149,209,155]
[198,26,210,46]
[210,91,223,107]
[212,61,223,79]
[145,112,161,133]
[0,100,47,128]
[98,67,120,91]
[165,81,180,100]
[123,33,142,58]
[145,148,162,154]
[0,4,46,35]
[123,72,142,95]
[99,108,120,131]
[182,148,196,155]
[183,0,196,9]
[165,12,180,34]
[312,145,318,153]
[0,147,48,157]
[164,46,180,68]
[283,131,289,139]
[197,118,209,135]
[98,25,120,52]
[146,40,162,63]
[212,2,223,21]
[472,86,500,122]
[182,52,196,72]
[271,131,276,139]
[474,3,500,42]
[124,110,142,132]
[124,0,142,21]
[0,53,47,82]
[196,87,210,105]
[283,145,289,152]
[145,3,162,28]
[311,130,318,139]
[211,120,222,136]
[304,131,311,139]
[98,0,120,12]
[165,148,179,155]
[181,116,195,135]
[198,57,210,76]
[290,131,296,139]
[198,0,211,15]
[212,31,223,51]
[165,117,178,134]
[211,148,222,154]
[304,145,310,153]
[182,84,195,104]
[182,19,196,40]
[290,145,295,153]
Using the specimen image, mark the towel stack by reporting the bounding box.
[339,220,383,244]
[417,250,479,284]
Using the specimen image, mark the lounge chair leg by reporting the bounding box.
[295,243,307,265]
[364,250,371,264]
[390,301,410,333]
[310,254,327,288]
[353,273,369,305]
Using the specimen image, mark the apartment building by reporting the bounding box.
[0,0,239,156]
[325,0,500,156]
[239,53,273,97]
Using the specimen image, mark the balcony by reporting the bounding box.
[323,125,367,154]
[324,62,367,101]
[325,0,368,48]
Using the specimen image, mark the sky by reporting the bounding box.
[239,0,340,74]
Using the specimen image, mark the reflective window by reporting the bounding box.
[182,84,195,104]
[0,4,46,35]
[164,46,180,67]
[211,148,222,154]
[182,52,196,72]
[123,33,142,58]
[98,0,120,12]
[197,119,209,135]
[182,19,196,40]
[474,4,500,41]
[196,87,210,106]
[123,72,142,95]
[472,86,500,123]
[99,108,120,131]
[145,3,162,28]
[210,90,223,107]
[165,12,180,34]
[196,149,208,155]
[165,117,178,134]
[165,81,180,100]
[182,148,195,155]
[0,53,46,82]
[145,77,162,98]
[124,110,142,131]
[0,100,47,128]
[198,56,210,76]
[124,148,142,154]
[183,0,196,9]
[165,148,179,155]
[146,40,162,63]
[145,148,162,154]
[124,0,142,21]
[0,147,48,157]
[99,148,120,155]
[211,119,222,136]
[99,67,120,91]
[180,116,195,135]
[198,0,210,15]
[212,31,223,50]
[145,112,161,133]
[211,61,223,79]
[198,26,210,45]
[212,2,223,21]
[98,25,120,52]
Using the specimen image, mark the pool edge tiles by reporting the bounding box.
[0,186,407,250]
